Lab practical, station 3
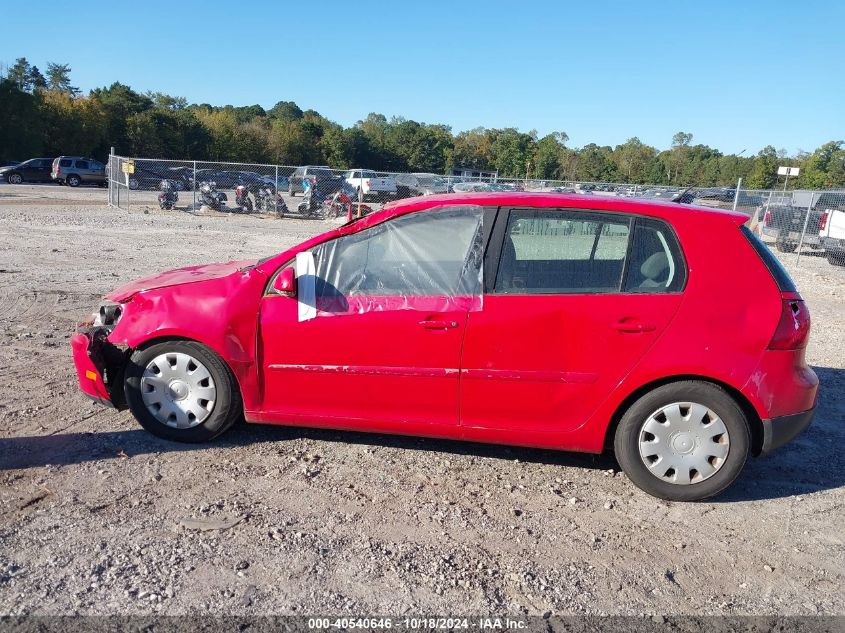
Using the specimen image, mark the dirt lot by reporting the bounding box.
[0,184,843,617]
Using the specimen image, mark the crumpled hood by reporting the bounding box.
[105,259,258,302]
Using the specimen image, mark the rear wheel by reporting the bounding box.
[614,381,750,501]
[66,174,81,187]
[124,340,242,443]
[775,231,797,252]
[827,251,845,266]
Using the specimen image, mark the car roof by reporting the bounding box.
[379,191,749,226]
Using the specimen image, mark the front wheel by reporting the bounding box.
[613,381,750,501]
[7,173,23,184]
[124,340,242,443]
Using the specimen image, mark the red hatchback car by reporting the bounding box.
[72,193,818,500]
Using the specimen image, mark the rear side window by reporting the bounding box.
[60,159,72,167]
[740,226,797,292]
[495,209,631,293]
[623,218,686,293]
[75,160,89,169]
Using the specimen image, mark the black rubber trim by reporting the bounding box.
[82,392,116,409]
[760,407,815,455]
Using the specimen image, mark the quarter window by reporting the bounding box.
[495,210,631,294]
[622,218,685,293]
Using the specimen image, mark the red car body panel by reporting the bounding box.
[72,192,818,454]
[71,332,111,403]
[106,259,258,302]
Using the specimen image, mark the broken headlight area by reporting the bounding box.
[84,326,131,410]
[94,302,123,329]
[78,301,124,332]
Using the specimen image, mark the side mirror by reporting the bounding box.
[272,267,296,296]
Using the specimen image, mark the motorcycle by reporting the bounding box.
[255,183,277,212]
[321,186,373,220]
[198,181,227,211]
[274,192,289,217]
[297,177,321,216]
[235,185,253,212]
[158,179,178,210]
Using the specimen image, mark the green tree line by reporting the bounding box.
[1,57,843,189]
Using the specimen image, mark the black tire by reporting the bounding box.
[124,340,242,443]
[775,231,796,253]
[66,174,81,187]
[7,173,23,184]
[613,381,750,501]
[288,184,296,197]
[827,251,845,267]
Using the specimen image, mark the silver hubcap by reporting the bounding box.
[10,174,22,184]
[638,402,730,485]
[140,352,216,429]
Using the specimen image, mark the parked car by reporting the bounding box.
[0,157,55,184]
[72,192,816,501]
[761,204,824,252]
[51,156,106,187]
[288,166,338,196]
[127,165,189,191]
[818,197,845,266]
[344,169,397,200]
[452,181,494,192]
[394,173,449,198]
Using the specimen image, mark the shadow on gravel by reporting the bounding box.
[2,367,842,503]
[0,423,617,473]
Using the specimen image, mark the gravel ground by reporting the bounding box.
[0,184,843,617]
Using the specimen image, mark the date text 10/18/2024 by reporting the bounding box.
[307,617,528,630]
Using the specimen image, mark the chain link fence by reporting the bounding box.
[106,154,845,269]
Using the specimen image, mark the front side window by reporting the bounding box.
[495,209,631,294]
[309,205,484,309]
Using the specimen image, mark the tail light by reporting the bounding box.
[365,179,372,187]
[819,211,829,232]
[56,167,62,175]
[764,211,771,225]
[768,299,810,350]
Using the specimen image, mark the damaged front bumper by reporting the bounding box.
[71,327,129,409]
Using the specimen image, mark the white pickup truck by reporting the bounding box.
[819,207,845,266]
[344,169,397,200]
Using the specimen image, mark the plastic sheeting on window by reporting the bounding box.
[295,205,484,320]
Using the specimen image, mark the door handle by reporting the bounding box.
[419,319,459,330]
[612,321,656,333]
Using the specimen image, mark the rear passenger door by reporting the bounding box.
[459,207,687,434]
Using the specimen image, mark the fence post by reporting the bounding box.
[108,147,115,208]
[731,177,742,213]
[795,192,817,265]
[275,165,279,216]
[192,160,197,211]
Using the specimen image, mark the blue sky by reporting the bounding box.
[2,0,842,155]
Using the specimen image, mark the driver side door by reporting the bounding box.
[256,205,484,431]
